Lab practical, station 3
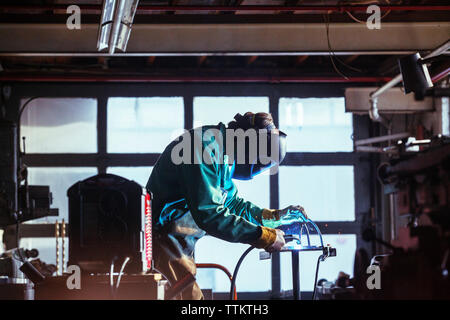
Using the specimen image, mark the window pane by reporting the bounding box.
[193,97,269,128]
[106,167,153,187]
[20,98,97,153]
[281,234,356,292]
[195,236,271,293]
[26,167,98,223]
[233,171,270,210]
[279,166,355,221]
[107,97,184,153]
[279,97,353,152]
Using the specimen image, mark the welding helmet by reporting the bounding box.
[228,112,287,180]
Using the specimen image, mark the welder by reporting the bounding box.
[146,112,306,299]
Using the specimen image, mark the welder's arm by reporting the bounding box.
[224,190,265,226]
[178,159,276,249]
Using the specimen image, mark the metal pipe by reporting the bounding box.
[369,96,391,128]
[196,263,237,300]
[432,67,450,83]
[61,218,66,274]
[356,146,386,153]
[355,132,410,146]
[292,251,300,300]
[389,193,396,241]
[0,51,426,57]
[304,224,311,246]
[0,74,392,83]
[306,219,324,247]
[370,74,403,101]
[137,5,450,13]
[55,220,60,276]
[0,5,449,14]
[300,223,311,246]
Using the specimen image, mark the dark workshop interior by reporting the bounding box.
[0,0,450,303]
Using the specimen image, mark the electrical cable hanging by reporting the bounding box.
[14,96,50,266]
[325,11,366,74]
[110,259,115,288]
[343,0,393,39]
[345,10,391,24]
[229,246,254,301]
[17,96,40,154]
[108,256,130,298]
[345,0,392,25]
[116,257,130,289]
[323,12,350,80]
[323,0,396,79]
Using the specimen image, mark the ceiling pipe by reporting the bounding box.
[0,51,425,57]
[1,70,445,84]
[431,66,450,83]
[0,74,392,83]
[0,5,449,14]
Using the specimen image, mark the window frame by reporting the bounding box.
[10,82,375,298]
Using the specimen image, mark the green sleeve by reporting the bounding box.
[177,154,262,245]
[224,186,264,226]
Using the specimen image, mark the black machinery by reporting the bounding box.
[0,119,58,228]
[325,137,450,299]
[0,113,58,299]
[67,173,151,274]
[31,173,160,300]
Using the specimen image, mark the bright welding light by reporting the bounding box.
[263,208,307,229]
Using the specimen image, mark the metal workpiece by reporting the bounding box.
[281,219,326,251]
[257,219,337,300]
[259,220,337,257]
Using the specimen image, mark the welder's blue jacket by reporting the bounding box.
[146,123,264,250]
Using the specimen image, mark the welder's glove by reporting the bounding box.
[254,227,285,252]
[262,205,308,222]
[266,229,286,252]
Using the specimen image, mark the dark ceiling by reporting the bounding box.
[0,0,449,83]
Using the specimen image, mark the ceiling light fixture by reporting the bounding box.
[97,0,139,54]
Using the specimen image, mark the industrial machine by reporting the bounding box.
[374,138,450,299]
[0,104,59,297]
[325,138,450,299]
[0,116,58,228]
[32,173,165,300]
[67,173,151,274]
[0,248,39,280]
